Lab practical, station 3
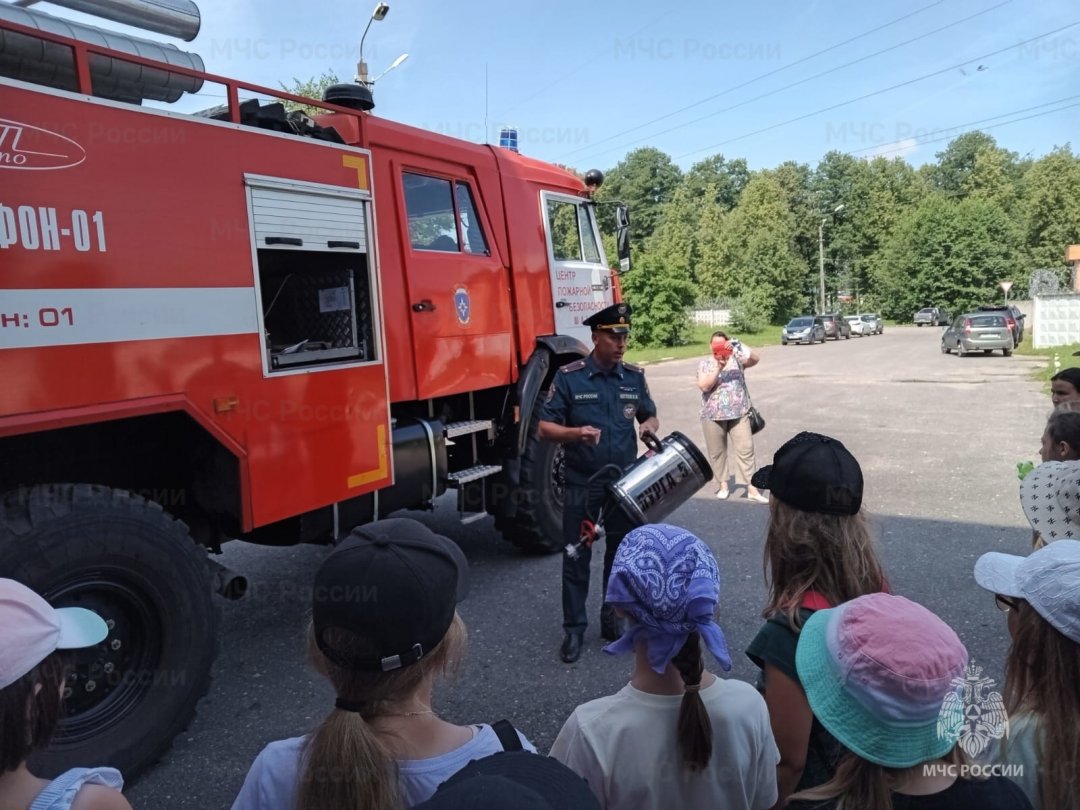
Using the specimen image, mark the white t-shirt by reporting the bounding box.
[29,767,124,810]
[230,724,536,810]
[549,678,778,810]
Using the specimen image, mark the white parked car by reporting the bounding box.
[845,315,872,336]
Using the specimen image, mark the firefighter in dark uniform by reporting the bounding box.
[538,302,659,663]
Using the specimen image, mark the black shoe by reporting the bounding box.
[600,604,623,641]
[560,632,583,663]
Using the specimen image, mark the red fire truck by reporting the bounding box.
[0,0,629,777]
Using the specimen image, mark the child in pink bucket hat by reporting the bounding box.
[550,524,779,810]
[0,578,132,810]
[787,593,1032,810]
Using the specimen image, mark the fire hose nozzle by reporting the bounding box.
[565,518,606,559]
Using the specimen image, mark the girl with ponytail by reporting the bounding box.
[550,523,778,810]
[746,431,888,808]
[231,519,535,810]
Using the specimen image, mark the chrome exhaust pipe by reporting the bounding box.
[0,4,204,104]
[207,558,248,601]
[18,0,201,41]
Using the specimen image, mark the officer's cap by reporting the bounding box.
[583,302,632,334]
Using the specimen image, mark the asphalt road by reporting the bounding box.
[127,325,1052,808]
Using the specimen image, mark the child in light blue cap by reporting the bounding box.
[975,539,1080,809]
[549,524,779,810]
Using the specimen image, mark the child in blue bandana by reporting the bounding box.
[549,523,779,810]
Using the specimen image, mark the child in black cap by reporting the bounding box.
[231,518,535,810]
[744,431,889,808]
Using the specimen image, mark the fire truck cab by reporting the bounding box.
[0,0,629,778]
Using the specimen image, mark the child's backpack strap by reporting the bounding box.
[492,719,523,751]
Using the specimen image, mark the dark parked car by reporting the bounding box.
[914,307,949,326]
[941,312,1015,357]
[820,313,851,340]
[782,316,826,345]
[976,305,1025,346]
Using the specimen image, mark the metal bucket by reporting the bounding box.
[608,431,713,527]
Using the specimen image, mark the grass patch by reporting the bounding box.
[1013,334,1080,383]
[627,324,786,365]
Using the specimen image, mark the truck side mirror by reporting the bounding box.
[615,204,631,273]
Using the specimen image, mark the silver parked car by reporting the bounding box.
[941,313,1014,357]
[845,315,872,336]
[914,307,949,326]
[861,313,884,334]
[782,316,826,345]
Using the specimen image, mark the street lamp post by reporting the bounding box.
[356,3,391,85]
[818,203,845,313]
[370,53,409,84]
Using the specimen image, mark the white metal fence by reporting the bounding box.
[1033,293,1080,348]
[691,308,731,327]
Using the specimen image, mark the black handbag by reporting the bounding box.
[747,406,766,435]
[735,353,765,434]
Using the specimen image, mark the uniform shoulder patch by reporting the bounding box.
[622,361,645,373]
[560,359,587,373]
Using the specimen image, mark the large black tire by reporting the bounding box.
[493,406,564,553]
[1,484,217,779]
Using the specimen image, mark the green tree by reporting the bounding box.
[965,146,1018,209]
[870,194,1024,319]
[695,192,730,298]
[1020,145,1080,275]
[831,156,929,308]
[811,151,865,308]
[620,254,696,347]
[932,132,1002,194]
[280,70,342,115]
[771,161,818,307]
[648,183,705,285]
[594,147,682,249]
[714,172,806,322]
[932,132,1022,204]
[682,155,749,210]
[729,287,773,333]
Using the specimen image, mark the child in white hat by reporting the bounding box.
[0,578,131,810]
[975,540,1080,809]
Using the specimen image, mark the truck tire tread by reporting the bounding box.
[0,483,218,780]
[493,409,563,554]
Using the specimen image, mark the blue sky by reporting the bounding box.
[33,0,1080,172]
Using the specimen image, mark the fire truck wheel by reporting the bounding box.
[0,483,217,780]
[494,409,564,553]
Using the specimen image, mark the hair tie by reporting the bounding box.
[684,683,701,694]
[334,697,367,713]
